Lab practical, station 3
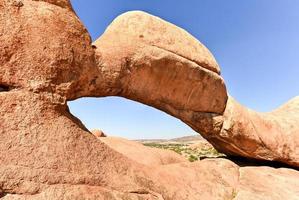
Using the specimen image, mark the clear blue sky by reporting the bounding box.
[68,0,299,139]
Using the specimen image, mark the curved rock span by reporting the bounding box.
[91,11,299,167]
[0,0,298,199]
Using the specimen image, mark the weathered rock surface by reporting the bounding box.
[0,0,299,199]
[208,96,299,167]
[0,0,100,101]
[92,11,228,115]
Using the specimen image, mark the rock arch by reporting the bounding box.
[88,11,299,167]
[1,0,299,198]
[1,0,297,168]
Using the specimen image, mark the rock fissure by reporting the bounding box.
[0,84,18,92]
[0,85,10,92]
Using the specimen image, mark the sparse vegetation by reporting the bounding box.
[188,154,198,162]
[230,189,238,200]
[143,142,225,162]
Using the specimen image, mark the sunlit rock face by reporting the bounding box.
[92,11,227,115]
[0,0,299,199]
[0,0,99,100]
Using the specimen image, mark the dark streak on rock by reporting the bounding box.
[0,84,10,92]
[12,0,24,7]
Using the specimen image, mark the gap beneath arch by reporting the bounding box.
[67,97,225,162]
[67,96,198,140]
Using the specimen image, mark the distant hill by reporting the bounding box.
[135,134,204,143]
[169,135,203,142]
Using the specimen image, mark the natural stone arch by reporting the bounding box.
[88,11,299,167]
[89,11,228,144]
[1,0,298,169]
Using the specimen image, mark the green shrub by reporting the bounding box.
[188,155,198,162]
